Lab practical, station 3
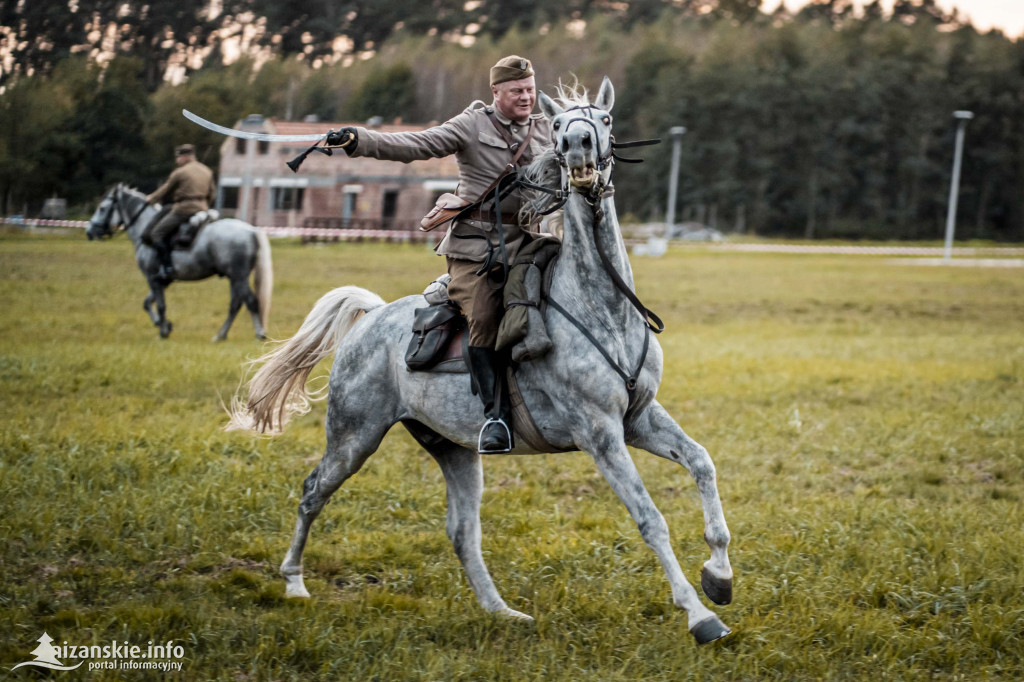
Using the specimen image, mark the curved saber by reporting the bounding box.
[182,109,327,142]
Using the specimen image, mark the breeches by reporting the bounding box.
[145,210,189,245]
[446,257,504,348]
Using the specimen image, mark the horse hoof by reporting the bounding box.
[283,576,310,599]
[256,333,267,341]
[159,323,173,339]
[690,615,731,645]
[211,334,226,343]
[701,566,733,605]
[496,607,534,622]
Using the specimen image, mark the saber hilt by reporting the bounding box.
[286,129,356,172]
[287,142,333,173]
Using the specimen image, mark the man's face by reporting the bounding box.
[492,76,536,122]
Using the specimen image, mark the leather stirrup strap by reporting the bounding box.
[506,367,573,453]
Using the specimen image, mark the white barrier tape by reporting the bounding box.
[1,218,429,240]
[4,218,1023,255]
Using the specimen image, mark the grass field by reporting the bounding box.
[1,230,1022,680]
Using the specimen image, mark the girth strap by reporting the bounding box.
[507,368,573,453]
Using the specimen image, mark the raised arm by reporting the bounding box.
[346,110,474,163]
[147,170,179,205]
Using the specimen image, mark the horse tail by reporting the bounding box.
[253,228,273,331]
[225,286,386,434]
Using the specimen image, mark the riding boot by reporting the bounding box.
[467,346,514,454]
[155,239,176,281]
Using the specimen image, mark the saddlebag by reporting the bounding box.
[420,193,471,232]
[405,301,465,371]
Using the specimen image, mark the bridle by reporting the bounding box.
[112,185,149,231]
[526,102,666,400]
[552,104,616,175]
[92,185,149,238]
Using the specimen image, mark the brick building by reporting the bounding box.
[216,115,459,229]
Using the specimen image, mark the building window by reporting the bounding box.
[258,140,270,155]
[235,138,246,155]
[343,193,357,221]
[272,187,304,211]
[221,186,239,209]
[382,189,399,227]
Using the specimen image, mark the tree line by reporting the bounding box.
[1,0,1022,240]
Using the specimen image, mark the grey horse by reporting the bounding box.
[227,78,733,644]
[87,184,272,340]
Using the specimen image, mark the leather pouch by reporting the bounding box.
[420,193,471,232]
[405,301,464,370]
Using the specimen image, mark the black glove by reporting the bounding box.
[326,127,358,151]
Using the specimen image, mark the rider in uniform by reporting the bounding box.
[327,56,551,454]
[144,144,216,281]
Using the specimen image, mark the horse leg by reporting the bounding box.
[151,283,173,338]
[212,279,246,342]
[626,401,733,607]
[241,280,266,340]
[143,292,159,325]
[586,430,730,644]
[280,420,388,599]
[423,435,531,620]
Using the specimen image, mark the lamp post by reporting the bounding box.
[238,114,265,224]
[665,126,687,238]
[943,110,973,261]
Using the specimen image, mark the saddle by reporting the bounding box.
[172,209,219,249]
[405,275,467,373]
[403,247,567,452]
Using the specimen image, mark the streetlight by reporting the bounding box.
[943,110,973,261]
[665,126,687,238]
[238,114,265,224]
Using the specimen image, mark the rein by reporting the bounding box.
[531,111,664,397]
[460,103,665,398]
[113,186,149,232]
[546,188,664,396]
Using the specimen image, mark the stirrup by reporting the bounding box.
[478,417,512,454]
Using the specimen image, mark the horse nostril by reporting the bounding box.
[561,137,570,153]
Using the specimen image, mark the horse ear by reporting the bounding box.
[538,91,564,120]
[595,76,614,112]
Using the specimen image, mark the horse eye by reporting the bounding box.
[602,116,611,125]
[553,121,561,130]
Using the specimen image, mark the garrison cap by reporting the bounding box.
[175,144,195,155]
[490,55,535,86]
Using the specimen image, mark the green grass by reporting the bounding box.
[1,231,1022,680]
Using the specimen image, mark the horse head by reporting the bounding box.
[538,77,615,191]
[86,185,124,240]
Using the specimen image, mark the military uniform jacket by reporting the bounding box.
[350,102,552,262]
[147,160,217,215]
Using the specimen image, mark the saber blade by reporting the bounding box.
[182,110,327,142]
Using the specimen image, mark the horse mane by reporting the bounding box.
[519,149,562,224]
[553,76,591,108]
[116,183,145,199]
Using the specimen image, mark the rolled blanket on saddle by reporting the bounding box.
[496,236,561,362]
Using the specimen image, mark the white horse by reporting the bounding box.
[228,78,733,644]
[87,184,272,340]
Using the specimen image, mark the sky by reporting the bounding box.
[763,0,1024,37]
